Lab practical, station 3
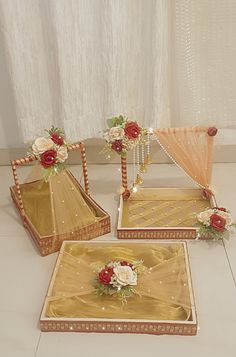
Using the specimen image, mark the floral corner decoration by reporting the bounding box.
[103,115,146,158]
[28,126,69,181]
[94,260,145,304]
[197,207,236,240]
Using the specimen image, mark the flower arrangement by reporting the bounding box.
[103,115,146,158]
[28,126,69,181]
[94,260,145,303]
[197,207,235,240]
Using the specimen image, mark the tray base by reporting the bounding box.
[118,188,212,240]
[40,241,197,336]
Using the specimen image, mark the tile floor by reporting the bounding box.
[0,163,236,357]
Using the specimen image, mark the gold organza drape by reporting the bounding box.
[154,127,214,189]
[20,169,98,236]
[44,242,193,322]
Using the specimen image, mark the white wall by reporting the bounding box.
[0,27,23,148]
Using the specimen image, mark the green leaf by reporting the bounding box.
[106,118,114,128]
[47,126,65,137]
[111,115,125,127]
[94,279,138,304]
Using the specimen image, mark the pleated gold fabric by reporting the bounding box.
[45,242,193,322]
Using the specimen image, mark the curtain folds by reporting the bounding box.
[154,127,214,188]
[0,0,235,145]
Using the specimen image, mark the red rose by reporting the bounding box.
[213,207,227,212]
[98,267,113,285]
[122,189,131,201]
[207,127,218,136]
[111,140,123,152]
[120,261,133,268]
[51,133,64,146]
[40,150,57,168]
[210,214,226,232]
[124,121,141,139]
[202,189,213,200]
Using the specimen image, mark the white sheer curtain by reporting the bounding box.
[0,0,235,145]
[172,0,236,130]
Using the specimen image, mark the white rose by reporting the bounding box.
[32,137,54,154]
[197,209,214,225]
[57,146,68,163]
[113,266,137,286]
[108,127,124,142]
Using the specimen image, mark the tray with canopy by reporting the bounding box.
[117,126,218,240]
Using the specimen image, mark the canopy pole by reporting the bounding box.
[121,155,128,190]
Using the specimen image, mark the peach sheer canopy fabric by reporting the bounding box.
[153,127,214,189]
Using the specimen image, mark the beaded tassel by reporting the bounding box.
[140,143,147,173]
[145,128,152,165]
[135,144,143,185]
[133,145,136,185]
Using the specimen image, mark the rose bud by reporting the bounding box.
[111,140,123,152]
[122,189,131,201]
[207,127,218,136]
[51,133,64,146]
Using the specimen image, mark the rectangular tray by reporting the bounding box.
[40,240,197,335]
[117,187,214,240]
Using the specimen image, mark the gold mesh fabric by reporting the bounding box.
[121,188,210,228]
[44,242,194,322]
[20,170,99,236]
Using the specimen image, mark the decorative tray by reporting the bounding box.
[40,240,197,335]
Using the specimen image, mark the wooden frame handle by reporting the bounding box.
[74,142,90,195]
[11,142,90,217]
[121,155,128,190]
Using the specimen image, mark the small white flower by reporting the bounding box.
[57,146,68,163]
[125,139,136,150]
[107,127,124,142]
[103,131,110,142]
[32,137,54,154]
[113,266,137,286]
[107,261,121,269]
[197,209,214,226]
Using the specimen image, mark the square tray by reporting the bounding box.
[40,240,197,335]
